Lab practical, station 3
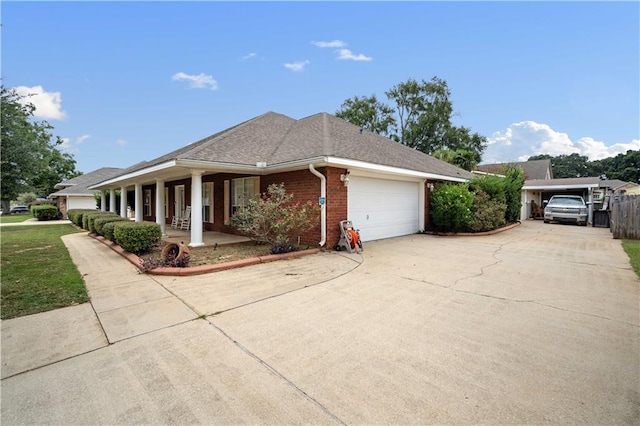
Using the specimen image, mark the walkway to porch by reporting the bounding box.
[162,229,251,246]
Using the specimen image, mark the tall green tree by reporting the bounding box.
[336,77,487,160]
[335,95,395,137]
[1,87,80,213]
[432,148,479,171]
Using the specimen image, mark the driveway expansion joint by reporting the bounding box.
[205,318,347,425]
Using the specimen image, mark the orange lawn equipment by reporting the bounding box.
[335,220,363,253]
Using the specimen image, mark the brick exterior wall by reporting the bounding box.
[153,167,349,248]
[325,167,348,248]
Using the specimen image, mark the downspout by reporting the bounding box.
[309,164,327,247]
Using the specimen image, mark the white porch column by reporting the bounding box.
[135,183,143,223]
[189,170,205,247]
[120,186,127,218]
[100,191,106,211]
[109,189,116,213]
[155,179,167,236]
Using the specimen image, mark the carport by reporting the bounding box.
[521,177,600,224]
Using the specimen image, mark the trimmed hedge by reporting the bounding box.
[67,209,97,228]
[32,205,59,221]
[94,216,129,236]
[113,222,162,255]
[86,212,118,233]
[102,221,120,241]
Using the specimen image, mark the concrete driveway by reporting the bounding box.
[2,221,639,424]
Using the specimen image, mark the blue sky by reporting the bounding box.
[3,1,639,174]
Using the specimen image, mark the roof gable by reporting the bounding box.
[477,159,552,180]
[50,167,123,196]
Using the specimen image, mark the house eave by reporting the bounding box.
[88,155,469,189]
[523,183,600,190]
[325,157,469,183]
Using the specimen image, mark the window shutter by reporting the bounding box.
[224,180,230,222]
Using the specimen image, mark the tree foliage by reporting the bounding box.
[529,151,640,183]
[433,148,480,171]
[335,95,395,137]
[0,87,80,212]
[503,164,525,223]
[336,77,487,161]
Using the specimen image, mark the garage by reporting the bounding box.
[347,176,421,242]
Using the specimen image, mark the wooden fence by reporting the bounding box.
[611,194,639,239]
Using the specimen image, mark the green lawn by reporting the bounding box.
[622,239,640,280]
[0,214,32,224]
[1,224,87,319]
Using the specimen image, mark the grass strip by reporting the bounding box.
[0,214,32,224]
[622,239,640,280]
[1,224,87,319]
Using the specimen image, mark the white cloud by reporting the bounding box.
[484,121,640,164]
[242,52,257,60]
[76,134,90,144]
[575,137,640,161]
[14,85,67,120]
[116,139,128,147]
[59,134,90,154]
[171,72,218,90]
[312,40,346,48]
[284,60,310,72]
[59,137,74,153]
[336,48,372,61]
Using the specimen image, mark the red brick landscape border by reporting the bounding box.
[423,221,521,237]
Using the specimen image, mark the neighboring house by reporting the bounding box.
[601,179,640,195]
[49,167,124,218]
[475,159,553,180]
[521,177,639,224]
[521,177,600,222]
[621,185,640,195]
[89,111,474,247]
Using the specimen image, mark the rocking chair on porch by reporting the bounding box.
[179,206,191,230]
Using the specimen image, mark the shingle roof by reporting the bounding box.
[599,179,632,189]
[476,159,552,180]
[523,177,601,188]
[50,167,124,196]
[110,111,473,181]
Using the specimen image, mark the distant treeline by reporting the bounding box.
[529,150,640,182]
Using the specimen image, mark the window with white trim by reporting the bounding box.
[231,177,258,215]
[143,189,152,216]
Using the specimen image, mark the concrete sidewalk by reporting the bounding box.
[0,218,72,227]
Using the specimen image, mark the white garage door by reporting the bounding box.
[347,176,420,242]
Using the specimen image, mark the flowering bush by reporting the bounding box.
[430,183,473,232]
[226,183,321,253]
[468,189,507,232]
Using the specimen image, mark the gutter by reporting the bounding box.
[308,164,327,247]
